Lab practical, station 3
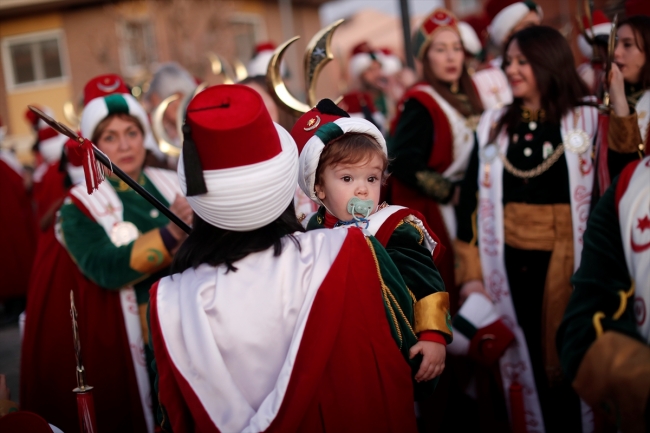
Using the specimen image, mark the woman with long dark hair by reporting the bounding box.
[149,84,421,432]
[597,14,650,191]
[455,26,598,432]
[388,8,483,308]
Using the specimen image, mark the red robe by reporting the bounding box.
[20,226,148,433]
[150,229,419,433]
[0,158,36,301]
[388,85,457,309]
[31,162,67,231]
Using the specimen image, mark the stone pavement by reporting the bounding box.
[0,322,21,403]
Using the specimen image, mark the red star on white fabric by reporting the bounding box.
[638,215,650,233]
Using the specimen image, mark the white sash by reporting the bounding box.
[618,156,650,342]
[476,104,598,432]
[413,84,475,238]
[636,91,650,145]
[156,229,348,433]
[472,67,514,111]
[66,167,180,433]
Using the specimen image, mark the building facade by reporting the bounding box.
[0,0,333,163]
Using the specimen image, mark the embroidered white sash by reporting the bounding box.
[413,84,475,238]
[472,67,514,111]
[618,156,650,342]
[65,167,180,433]
[476,104,598,432]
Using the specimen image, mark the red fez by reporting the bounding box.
[290,99,350,154]
[83,74,129,105]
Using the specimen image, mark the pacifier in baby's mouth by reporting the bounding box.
[338,197,374,228]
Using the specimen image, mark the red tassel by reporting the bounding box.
[79,138,104,194]
[510,380,527,433]
[595,113,611,197]
[76,391,98,433]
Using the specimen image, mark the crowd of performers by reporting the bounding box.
[0,0,649,432]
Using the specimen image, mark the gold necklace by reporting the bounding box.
[500,144,565,179]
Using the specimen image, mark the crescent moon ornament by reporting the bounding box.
[151,94,181,157]
[232,58,249,82]
[267,36,311,117]
[207,52,235,84]
[304,18,344,107]
[267,19,345,116]
[176,82,208,142]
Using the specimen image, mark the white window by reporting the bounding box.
[119,19,157,77]
[229,13,266,64]
[1,29,68,90]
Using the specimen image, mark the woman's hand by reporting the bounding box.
[410,341,446,382]
[459,279,490,307]
[166,195,193,241]
[608,64,630,117]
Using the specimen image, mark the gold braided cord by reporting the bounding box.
[365,237,417,346]
[365,237,402,347]
[500,144,565,179]
[593,312,606,338]
[613,281,636,320]
[407,287,417,304]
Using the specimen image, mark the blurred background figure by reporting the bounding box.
[378,47,417,107]
[142,62,197,153]
[246,41,277,78]
[344,41,390,131]
[576,10,612,96]
[458,21,483,75]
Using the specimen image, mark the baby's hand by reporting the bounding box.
[410,341,446,382]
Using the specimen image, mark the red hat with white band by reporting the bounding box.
[83,74,130,105]
[247,42,277,78]
[349,42,380,80]
[577,10,612,60]
[412,9,460,61]
[290,99,386,206]
[177,84,298,231]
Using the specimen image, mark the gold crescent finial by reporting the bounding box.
[63,101,80,128]
[152,94,181,157]
[207,52,235,84]
[232,58,249,82]
[304,19,344,107]
[267,36,312,116]
[267,19,345,117]
[176,82,209,142]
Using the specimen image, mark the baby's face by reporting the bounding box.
[314,154,383,220]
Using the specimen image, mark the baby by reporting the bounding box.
[291,100,452,391]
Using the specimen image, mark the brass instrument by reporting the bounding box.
[266,19,344,116]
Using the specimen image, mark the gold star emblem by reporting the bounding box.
[303,115,321,131]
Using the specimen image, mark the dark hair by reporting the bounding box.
[618,15,650,90]
[494,26,591,138]
[91,113,145,143]
[171,202,305,274]
[422,41,484,117]
[315,132,389,186]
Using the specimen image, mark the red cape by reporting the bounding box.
[31,162,67,231]
[150,229,419,433]
[0,160,36,300]
[20,227,148,433]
